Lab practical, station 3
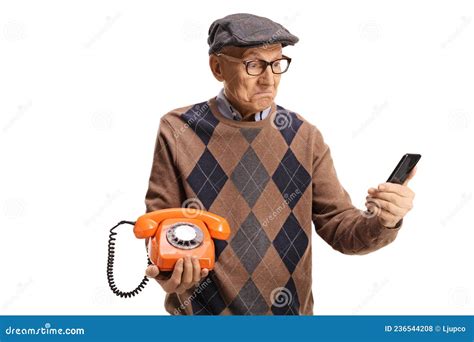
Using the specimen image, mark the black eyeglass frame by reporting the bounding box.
[216,53,292,76]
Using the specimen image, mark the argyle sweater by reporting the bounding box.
[144,97,402,315]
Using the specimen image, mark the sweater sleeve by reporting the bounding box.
[311,126,402,255]
[144,117,186,213]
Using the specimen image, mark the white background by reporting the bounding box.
[1,0,473,315]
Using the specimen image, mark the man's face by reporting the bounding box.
[210,44,283,117]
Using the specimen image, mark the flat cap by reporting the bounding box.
[207,13,299,54]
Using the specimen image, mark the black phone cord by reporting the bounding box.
[107,220,152,298]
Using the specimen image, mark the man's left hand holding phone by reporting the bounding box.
[145,251,209,295]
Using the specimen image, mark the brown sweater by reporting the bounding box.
[145,97,402,315]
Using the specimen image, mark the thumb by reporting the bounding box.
[145,264,160,278]
[402,166,417,186]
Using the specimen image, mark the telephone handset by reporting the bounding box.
[107,208,231,298]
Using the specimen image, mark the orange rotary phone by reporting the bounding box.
[107,208,231,298]
[134,208,231,270]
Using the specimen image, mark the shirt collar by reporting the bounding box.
[216,88,272,122]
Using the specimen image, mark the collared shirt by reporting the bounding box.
[216,88,272,122]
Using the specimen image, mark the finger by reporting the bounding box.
[181,256,193,286]
[368,187,378,195]
[366,192,412,209]
[168,258,184,291]
[377,182,414,198]
[377,207,399,226]
[145,265,159,278]
[175,257,195,294]
[192,257,201,284]
[364,199,381,215]
[402,166,417,186]
[365,198,405,217]
[200,268,209,278]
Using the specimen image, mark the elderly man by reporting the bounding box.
[144,13,416,315]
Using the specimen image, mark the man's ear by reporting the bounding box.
[209,55,225,82]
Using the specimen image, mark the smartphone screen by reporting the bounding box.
[387,154,421,184]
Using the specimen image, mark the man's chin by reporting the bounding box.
[253,97,274,110]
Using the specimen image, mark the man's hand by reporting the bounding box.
[145,257,209,294]
[365,166,417,228]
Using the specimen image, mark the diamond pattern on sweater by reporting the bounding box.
[174,101,315,315]
[272,148,311,209]
[273,212,309,274]
[191,274,226,315]
[230,211,271,274]
[231,146,270,207]
[186,147,228,210]
[181,102,219,146]
[240,128,261,144]
[229,278,269,315]
[214,239,227,261]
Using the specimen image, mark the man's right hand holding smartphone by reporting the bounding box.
[365,154,420,228]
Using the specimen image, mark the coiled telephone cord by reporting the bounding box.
[107,220,152,298]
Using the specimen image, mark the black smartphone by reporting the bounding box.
[387,154,421,184]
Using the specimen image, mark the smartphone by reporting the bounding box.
[387,154,421,184]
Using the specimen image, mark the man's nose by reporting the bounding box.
[258,66,275,86]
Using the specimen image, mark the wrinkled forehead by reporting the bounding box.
[222,43,283,59]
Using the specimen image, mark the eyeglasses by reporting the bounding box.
[216,53,292,76]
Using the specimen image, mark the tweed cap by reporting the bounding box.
[207,13,299,54]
